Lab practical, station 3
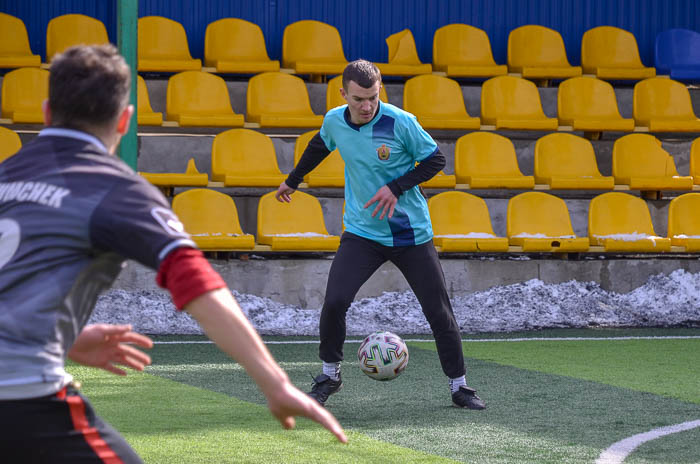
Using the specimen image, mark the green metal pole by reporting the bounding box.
[117,0,138,170]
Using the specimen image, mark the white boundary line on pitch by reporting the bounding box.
[596,419,700,464]
[153,335,700,345]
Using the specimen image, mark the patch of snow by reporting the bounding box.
[90,270,700,336]
[435,233,496,239]
[512,233,576,239]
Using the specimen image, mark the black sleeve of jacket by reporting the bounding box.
[386,148,445,198]
[284,132,332,189]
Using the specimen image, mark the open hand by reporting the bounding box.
[67,324,153,376]
[363,185,397,220]
[266,381,348,443]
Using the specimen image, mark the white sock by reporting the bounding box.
[323,362,341,381]
[449,376,467,393]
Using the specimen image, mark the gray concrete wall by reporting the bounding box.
[114,256,700,309]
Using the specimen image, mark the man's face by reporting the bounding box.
[341,80,381,125]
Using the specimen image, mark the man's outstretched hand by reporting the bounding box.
[68,324,153,376]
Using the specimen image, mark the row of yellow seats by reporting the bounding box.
[173,187,700,254]
[5,63,698,135]
[0,13,425,77]
[139,129,700,193]
[430,191,700,253]
[0,12,658,82]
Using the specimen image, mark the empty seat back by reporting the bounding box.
[204,18,278,71]
[294,130,345,186]
[386,29,423,65]
[613,134,678,178]
[433,23,500,71]
[558,77,626,123]
[507,192,578,239]
[46,14,109,62]
[326,75,387,111]
[0,12,40,68]
[668,193,700,249]
[655,28,700,74]
[137,75,163,126]
[480,75,554,127]
[633,77,699,125]
[282,20,347,68]
[1,67,49,123]
[588,192,660,244]
[257,191,339,250]
[508,25,574,70]
[534,133,605,180]
[211,128,285,186]
[246,72,321,126]
[691,138,700,183]
[0,127,22,163]
[581,26,649,72]
[138,16,200,71]
[454,132,531,186]
[429,191,497,236]
[403,74,473,121]
[166,71,242,126]
[172,189,255,250]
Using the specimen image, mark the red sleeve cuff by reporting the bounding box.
[156,247,227,310]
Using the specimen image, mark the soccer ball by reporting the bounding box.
[357,331,409,381]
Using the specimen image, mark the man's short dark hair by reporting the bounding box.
[49,44,131,131]
[342,59,381,90]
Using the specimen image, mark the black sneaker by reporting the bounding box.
[452,386,486,410]
[308,373,343,406]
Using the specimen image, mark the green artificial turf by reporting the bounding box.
[139,330,700,463]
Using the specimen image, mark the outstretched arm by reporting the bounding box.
[67,324,153,376]
[185,288,347,443]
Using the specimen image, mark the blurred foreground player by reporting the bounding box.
[0,44,346,463]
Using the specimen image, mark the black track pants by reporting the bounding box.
[319,232,466,378]
[0,384,143,464]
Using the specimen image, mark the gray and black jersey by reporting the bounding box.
[0,128,195,400]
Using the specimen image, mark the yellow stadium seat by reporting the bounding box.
[588,192,671,252]
[580,26,656,80]
[282,20,348,76]
[507,192,590,252]
[454,132,535,189]
[375,29,432,76]
[403,75,480,129]
[136,75,163,126]
[534,133,614,190]
[428,191,509,252]
[0,13,40,68]
[633,77,700,132]
[166,71,244,127]
[46,14,109,62]
[257,191,340,251]
[325,75,388,111]
[139,158,208,187]
[294,130,344,187]
[1,67,48,123]
[480,76,558,130]
[0,127,22,163]
[668,193,700,251]
[246,72,323,128]
[432,24,507,78]
[211,129,287,187]
[204,18,280,73]
[507,25,582,80]
[172,189,255,250]
[421,170,456,189]
[691,138,700,186]
[557,77,635,132]
[612,134,693,190]
[138,16,201,72]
